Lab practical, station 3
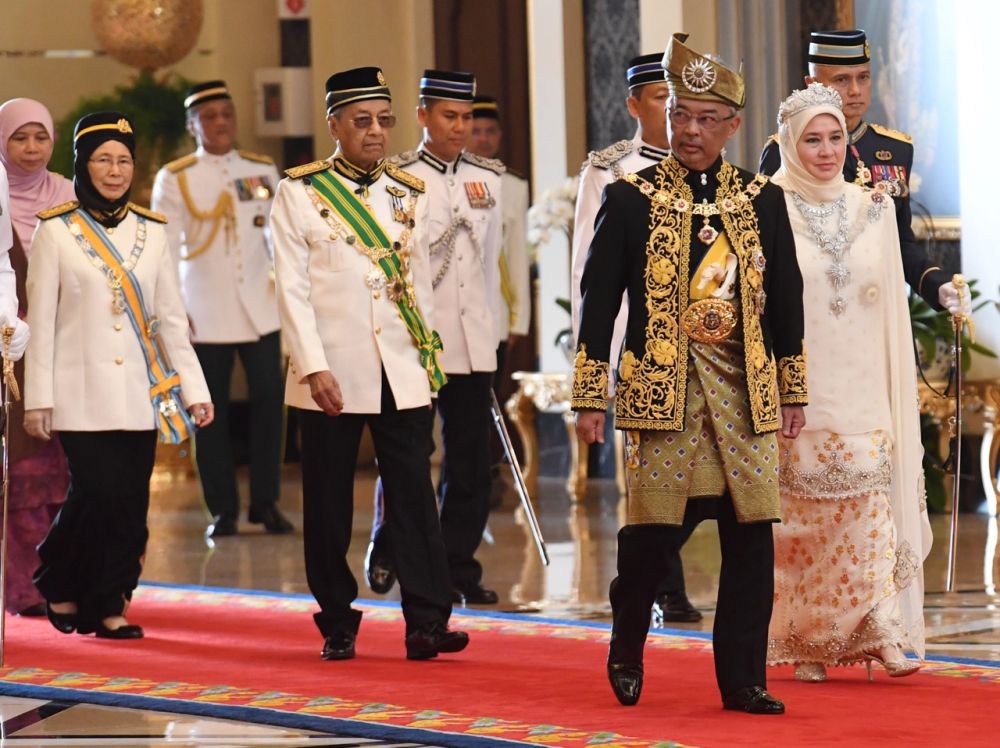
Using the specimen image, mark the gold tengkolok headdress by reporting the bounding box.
[662,33,745,109]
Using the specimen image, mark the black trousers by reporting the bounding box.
[34,430,157,622]
[193,331,283,519]
[436,371,494,589]
[298,375,452,638]
[609,494,775,700]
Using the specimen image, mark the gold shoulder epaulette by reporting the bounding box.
[461,152,506,175]
[589,139,633,169]
[389,150,420,167]
[870,123,913,144]
[36,200,79,220]
[385,163,425,193]
[239,149,275,165]
[766,132,778,146]
[165,154,198,174]
[284,160,330,179]
[129,203,167,223]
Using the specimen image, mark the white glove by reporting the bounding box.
[0,316,29,362]
[939,282,972,317]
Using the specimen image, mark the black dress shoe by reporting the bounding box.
[95,622,144,640]
[321,631,356,660]
[653,592,703,623]
[248,505,295,534]
[46,603,77,634]
[607,663,643,706]
[206,515,238,538]
[722,686,785,715]
[452,583,499,605]
[18,603,48,617]
[405,622,470,660]
[364,538,396,594]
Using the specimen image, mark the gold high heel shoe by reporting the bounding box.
[794,662,827,682]
[862,647,920,681]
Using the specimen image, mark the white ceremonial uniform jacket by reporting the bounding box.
[499,170,531,338]
[151,147,281,344]
[0,164,18,322]
[270,159,436,414]
[570,133,670,364]
[25,204,210,431]
[393,147,504,374]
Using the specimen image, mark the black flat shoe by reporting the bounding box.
[364,538,396,594]
[46,603,77,634]
[95,622,144,640]
[18,603,47,617]
[321,631,356,660]
[452,583,499,605]
[722,686,785,715]
[653,593,703,623]
[405,622,469,660]
[607,662,643,706]
[206,515,238,538]
[248,505,294,534]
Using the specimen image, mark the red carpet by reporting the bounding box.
[1,584,998,747]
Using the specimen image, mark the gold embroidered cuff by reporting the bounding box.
[572,345,609,405]
[777,351,807,404]
[572,397,609,410]
[918,266,942,295]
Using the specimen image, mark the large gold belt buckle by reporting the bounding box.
[680,298,737,343]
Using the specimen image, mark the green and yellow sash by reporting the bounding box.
[63,209,195,443]
[309,170,447,391]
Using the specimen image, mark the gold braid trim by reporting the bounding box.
[176,171,235,261]
[614,157,689,430]
[716,163,779,433]
[571,344,609,409]
[777,349,808,405]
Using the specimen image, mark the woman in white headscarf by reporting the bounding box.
[766,83,934,682]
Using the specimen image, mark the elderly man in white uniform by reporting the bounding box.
[269,66,468,662]
[152,81,290,539]
[570,54,700,624]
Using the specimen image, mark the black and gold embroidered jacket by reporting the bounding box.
[572,155,807,435]
[759,121,947,308]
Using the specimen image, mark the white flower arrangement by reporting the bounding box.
[527,174,579,261]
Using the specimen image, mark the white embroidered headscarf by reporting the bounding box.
[770,83,847,205]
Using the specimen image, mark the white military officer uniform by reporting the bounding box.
[395,146,504,373]
[570,133,669,363]
[152,147,280,343]
[499,169,531,340]
[271,157,435,412]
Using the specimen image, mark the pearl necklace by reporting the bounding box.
[792,192,850,317]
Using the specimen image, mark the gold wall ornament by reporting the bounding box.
[91,0,204,71]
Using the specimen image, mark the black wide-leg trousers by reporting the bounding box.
[298,374,452,638]
[609,494,775,700]
[34,430,157,622]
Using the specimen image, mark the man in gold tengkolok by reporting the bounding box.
[269,66,468,663]
[758,29,968,317]
[573,33,808,714]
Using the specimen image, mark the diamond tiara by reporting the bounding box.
[777,82,843,126]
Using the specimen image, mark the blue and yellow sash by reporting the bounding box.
[308,170,447,391]
[63,209,196,443]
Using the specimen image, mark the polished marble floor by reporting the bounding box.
[3,457,998,744]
